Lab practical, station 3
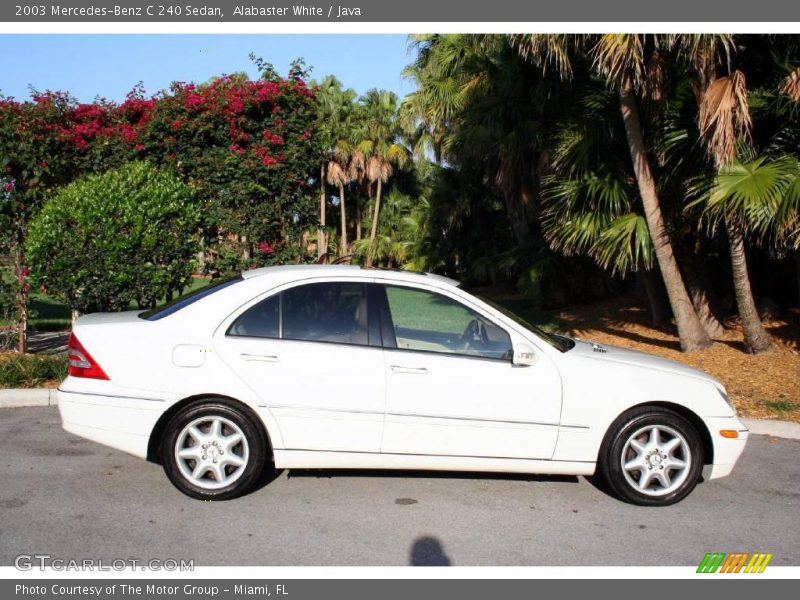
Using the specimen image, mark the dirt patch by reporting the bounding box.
[556,296,800,422]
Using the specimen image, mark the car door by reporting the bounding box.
[215,280,386,453]
[378,283,562,460]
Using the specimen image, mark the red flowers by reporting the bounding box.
[118,124,138,142]
[253,145,281,166]
[119,95,155,125]
[0,72,316,226]
[184,93,204,110]
[258,241,274,254]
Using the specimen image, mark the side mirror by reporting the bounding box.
[512,343,536,366]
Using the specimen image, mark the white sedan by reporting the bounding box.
[58,265,748,505]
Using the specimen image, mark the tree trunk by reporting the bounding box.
[365,178,383,268]
[339,183,348,256]
[14,222,27,354]
[678,242,725,339]
[16,280,27,354]
[358,183,369,242]
[502,187,532,247]
[318,164,326,260]
[356,200,362,241]
[617,77,712,352]
[795,252,800,308]
[639,267,672,328]
[686,279,724,339]
[726,219,772,354]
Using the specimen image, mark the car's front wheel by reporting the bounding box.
[161,399,269,500]
[601,407,704,506]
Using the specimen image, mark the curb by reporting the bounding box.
[741,418,800,440]
[0,388,58,408]
[1,390,799,439]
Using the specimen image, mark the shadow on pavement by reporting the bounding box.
[286,468,580,484]
[410,536,452,566]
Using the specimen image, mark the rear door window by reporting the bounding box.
[227,281,371,347]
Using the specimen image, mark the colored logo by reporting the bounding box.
[697,552,773,573]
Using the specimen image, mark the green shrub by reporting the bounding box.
[0,354,67,388]
[26,162,202,314]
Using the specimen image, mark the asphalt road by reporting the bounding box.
[0,406,798,566]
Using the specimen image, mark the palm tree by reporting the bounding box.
[692,155,800,349]
[403,35,554,248]
[353,188,416,267]
[682,35,773,353]
[315,76,357,258]
[354,89,409,267]
[401,35,473,162]
[326,153,352,257]
[541,83,666,323]
[512,34,713,351]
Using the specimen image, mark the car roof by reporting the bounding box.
[241,264,460,288]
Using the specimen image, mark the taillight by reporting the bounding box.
[67,333,109,380]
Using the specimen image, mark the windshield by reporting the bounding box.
[139,276,243,321]
[474,295,574,353]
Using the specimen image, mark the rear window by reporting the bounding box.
[227,281,370,347]
[139,276,243,321]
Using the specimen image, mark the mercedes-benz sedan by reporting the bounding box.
[58,265,748,505]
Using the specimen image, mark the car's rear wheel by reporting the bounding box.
[161,399,269,500]
[601,407,704,506]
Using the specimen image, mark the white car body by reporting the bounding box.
[58,265,748,491]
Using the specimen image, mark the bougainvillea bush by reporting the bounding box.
[136,65,320,272]
[0,60,320,276]
[0,60,320,346]
[26,162,202,314]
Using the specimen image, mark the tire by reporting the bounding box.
[160,398,269,500]
[600,406,704,506]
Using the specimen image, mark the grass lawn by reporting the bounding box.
[1,273,210,332]
[386,286,475,333]
[26,292,71,330]
[385,285,562,335]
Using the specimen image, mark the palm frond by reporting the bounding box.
[591,34,646,89]
[591,213,654,274]
[697,70,752,168]
[691,157,800,245]
[780,66,800,102]
[508,34,582,80]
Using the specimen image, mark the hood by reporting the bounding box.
[568,338,721,386]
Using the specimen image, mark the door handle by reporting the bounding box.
[240,353,279,363]
[390,365,428,375]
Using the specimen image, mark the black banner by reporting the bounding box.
[3,0,800,22]
[4,579,798,600]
